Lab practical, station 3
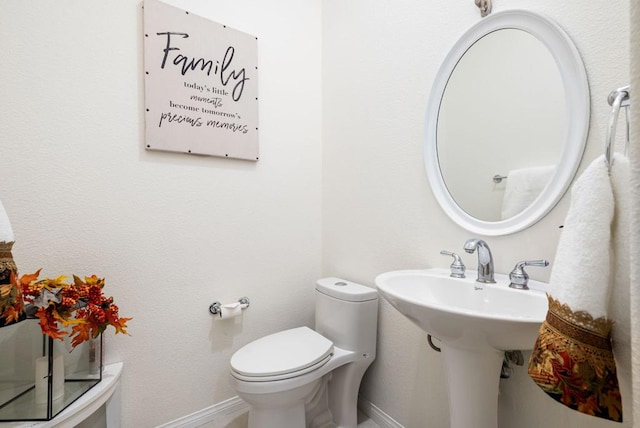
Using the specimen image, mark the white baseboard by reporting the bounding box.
[158,395,404,428]
[157,396,248,428]
[358,396,405,428]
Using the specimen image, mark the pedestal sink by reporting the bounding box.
[375,268,549,428]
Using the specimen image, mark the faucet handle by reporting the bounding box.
[508,260,549,290]
[440,250,466,278]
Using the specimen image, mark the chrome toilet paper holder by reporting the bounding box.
[209,296,250,317]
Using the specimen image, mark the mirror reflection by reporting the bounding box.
[437,29,566,221]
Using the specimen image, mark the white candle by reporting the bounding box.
[34,353,65,404]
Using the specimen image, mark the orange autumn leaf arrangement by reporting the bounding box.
[20,269,132,349]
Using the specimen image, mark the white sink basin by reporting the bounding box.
[375,268,548,351]
[376,268,550,428]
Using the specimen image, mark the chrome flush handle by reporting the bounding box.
[440,250,466,278]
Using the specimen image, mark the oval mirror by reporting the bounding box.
[424,10,589,236]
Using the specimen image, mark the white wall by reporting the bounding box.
[1,0,633,427]
[322,1,629,428]
[0,0,322,426]
[630,2,640,424]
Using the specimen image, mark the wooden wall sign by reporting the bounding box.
[143,0,259,161]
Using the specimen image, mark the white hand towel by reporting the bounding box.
[0,200,14,243]
[551,157,613,317]
[609,154,631,424]
[528,155,621,422]
[501,165,555,219]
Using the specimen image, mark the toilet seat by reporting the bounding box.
[230,326,334,382]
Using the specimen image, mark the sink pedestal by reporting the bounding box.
[440,344,504,428]
[375,269,549,428]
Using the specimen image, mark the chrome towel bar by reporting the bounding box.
[605,85,630,171]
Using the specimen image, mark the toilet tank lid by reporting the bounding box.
[316,277,378,302]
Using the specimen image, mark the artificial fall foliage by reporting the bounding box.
[20,270,132,349]
[0,276,24,325]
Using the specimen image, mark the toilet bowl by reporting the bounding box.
[230,278,378,428]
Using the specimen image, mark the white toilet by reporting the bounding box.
[230,277,378,428]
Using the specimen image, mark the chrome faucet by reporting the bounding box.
[463,238,496,283]
[508,260,549,290]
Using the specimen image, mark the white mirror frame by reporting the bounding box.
[424,10,589,236]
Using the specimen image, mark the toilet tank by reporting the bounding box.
[314,277,378,357]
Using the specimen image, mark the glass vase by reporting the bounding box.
[0,320,103,421]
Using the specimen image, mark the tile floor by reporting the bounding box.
[357,410,381,428]
[215,409,382,428]
[358,418,382,428]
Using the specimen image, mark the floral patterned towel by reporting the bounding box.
[528,295,622,422]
